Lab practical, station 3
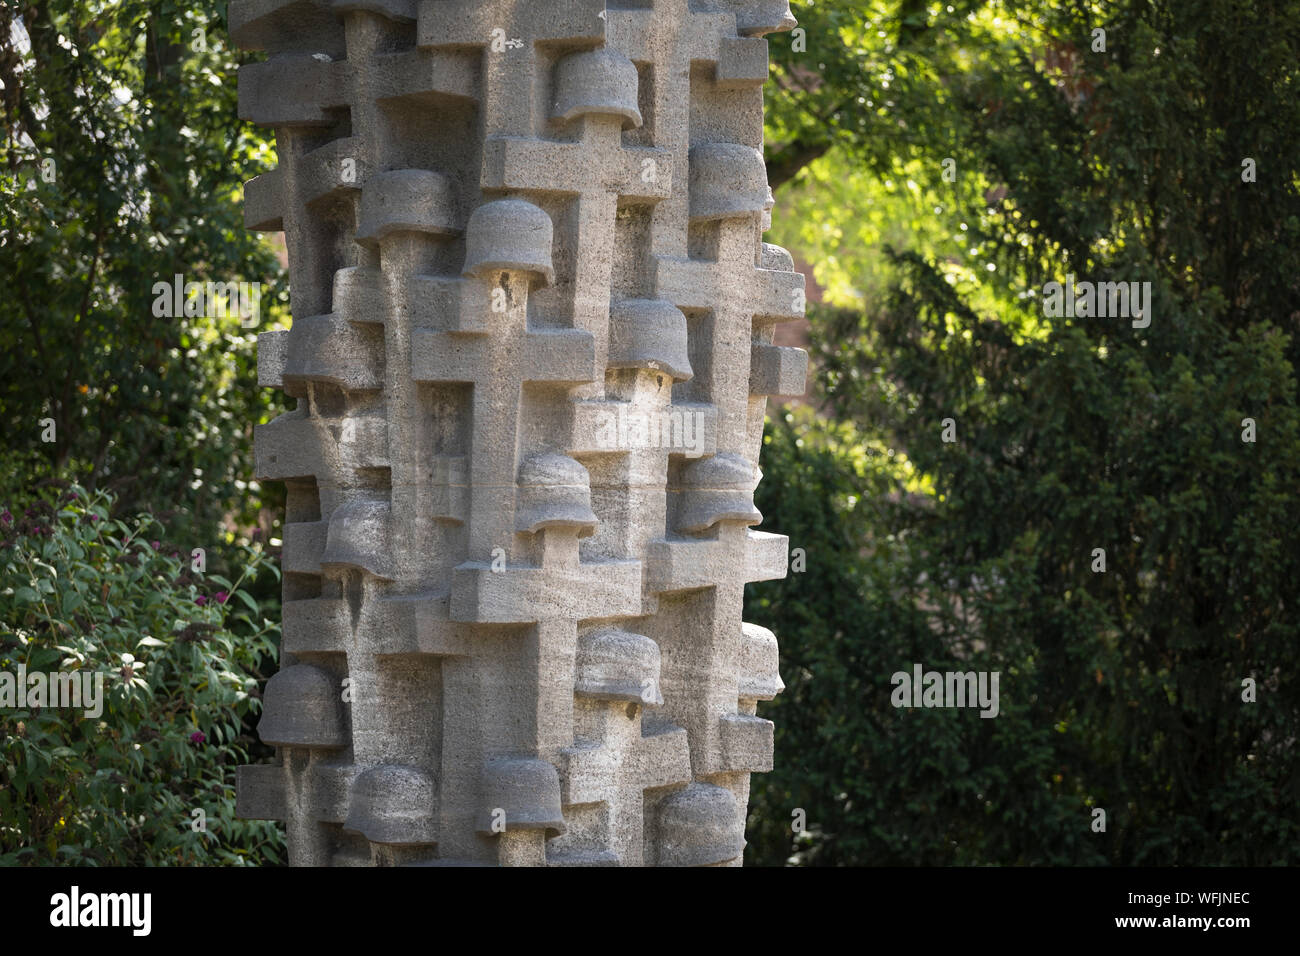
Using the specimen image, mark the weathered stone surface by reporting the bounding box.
[235,0,805,867]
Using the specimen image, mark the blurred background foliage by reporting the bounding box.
[2,0,1297,865]
[748,0,1300,865]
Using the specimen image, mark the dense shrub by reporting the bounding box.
[751,340,1300,866]
[748,410,1110,866]
[0,483,284,865]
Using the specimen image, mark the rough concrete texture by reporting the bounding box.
[234,0,807,867]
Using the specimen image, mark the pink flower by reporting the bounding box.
[189,731,206,745]
[195,595,207,606]
[215,591,229,604]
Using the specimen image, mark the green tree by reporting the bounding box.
[750,0,1300,864]
[0,0,285,541]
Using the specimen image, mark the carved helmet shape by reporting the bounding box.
[676,452,763,533]
[463,199,555,285]
[257,663,347,749]
[515,453,599,537]
[552,47,642,128]
[344,764,438,846]
[575,628,664,705]
[656,783,745,866]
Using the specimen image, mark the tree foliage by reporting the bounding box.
[0,0,285,541]
[750,0,1300,865]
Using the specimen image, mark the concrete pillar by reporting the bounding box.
[234,0,806,867]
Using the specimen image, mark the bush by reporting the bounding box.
[0,483,284,865]
[748,409,1110,866]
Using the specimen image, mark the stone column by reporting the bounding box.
[233,0,807,867]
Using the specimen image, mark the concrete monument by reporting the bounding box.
[234,0,807,867]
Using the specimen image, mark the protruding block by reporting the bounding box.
[282,314,384,391]
[716,36,770,88]
[608,299,693,381]
[332,267,385,325]
[462,199,554,284]
[732,0,798,37]
[281,598,349,655]
[750,343,808,397]
[575,628,663,704]
[676,452,763,533]
[688,143,773,223]
[237,55,343,127]
[243,168,284,230]
[321,498,395,580]
[254,413,390,481]
[719,712,775,772]
[450,558,642,625]
[236,763,287,821]
[229,0,345,54]
[357,169,460,242]
[738,622,785,701]
[515,454,599,536]
[281,520,328,575]
[257,329,288,388]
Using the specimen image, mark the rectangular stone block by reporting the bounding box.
[750,343,808,396]
[236,763,287,821]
